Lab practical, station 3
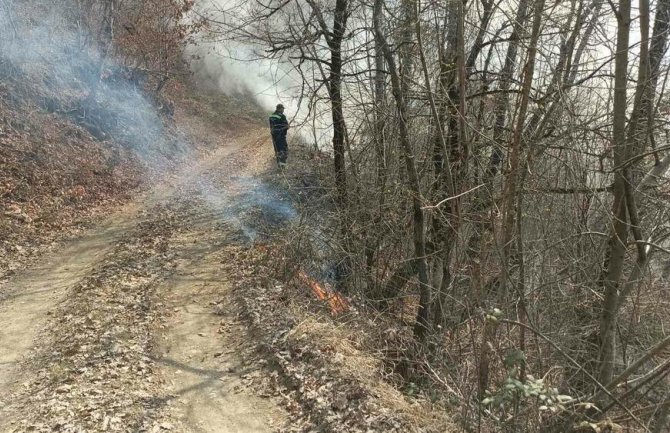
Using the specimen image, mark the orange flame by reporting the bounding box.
[298,270,349,315]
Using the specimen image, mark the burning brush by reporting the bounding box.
[297,270,349,315]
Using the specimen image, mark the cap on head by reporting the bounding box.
[276,104,285,111]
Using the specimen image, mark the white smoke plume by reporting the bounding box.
[185,0,334,148]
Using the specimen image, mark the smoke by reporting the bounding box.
[188,41,295,111]
[196,175,297,241]
[185,0,334,147]
[0,1,177,167]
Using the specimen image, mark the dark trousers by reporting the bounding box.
[272,134,288,164]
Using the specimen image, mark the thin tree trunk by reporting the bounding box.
[638,0,670,163]
[89,0,115,100]
[499,0,545,297]
[524,0,582,135]
[399,0,417,103]
[465,0,495,70]
[428,0,468,329]
[416,0,457,328]
[329,0,349,211]
[464,0,530,298]
[375,12,431,341]
[598,0,632,386]
[568,0,605,83]
[487,0,529,175]
[365,0,388,294]
[626,0,650,170]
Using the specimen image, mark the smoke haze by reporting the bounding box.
[186,0,333,147]
[0,1,179,168]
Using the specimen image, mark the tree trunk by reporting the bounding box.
[487,0,530,176]
[375,10,431,341]
[598,0,631,386]
[398,0,417,103]
[499,0,545,298]
[426,0,467,329]
[365,0,388,294]
[637,0,670,165]
[329,0,349,211]
[465,0,494,70]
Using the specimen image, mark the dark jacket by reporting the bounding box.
[269,111,289,138]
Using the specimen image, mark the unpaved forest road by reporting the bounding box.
[0,130,288,432]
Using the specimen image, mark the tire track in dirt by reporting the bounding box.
[0,202,141,396]
[152,130,287,432]
[1,202,189,431]
[156,206,283,432]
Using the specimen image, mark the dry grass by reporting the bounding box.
[281,294,457,432]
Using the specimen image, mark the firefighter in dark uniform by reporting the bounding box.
[269,104,289,168]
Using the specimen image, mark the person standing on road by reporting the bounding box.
[269,104,289,168]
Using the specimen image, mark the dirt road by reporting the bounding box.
[0,130,289,432]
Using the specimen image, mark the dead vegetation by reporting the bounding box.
[0,81,145,283]
[229,243,455,433]
[214,146,452,432]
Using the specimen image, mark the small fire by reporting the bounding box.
[298,270,349,315]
